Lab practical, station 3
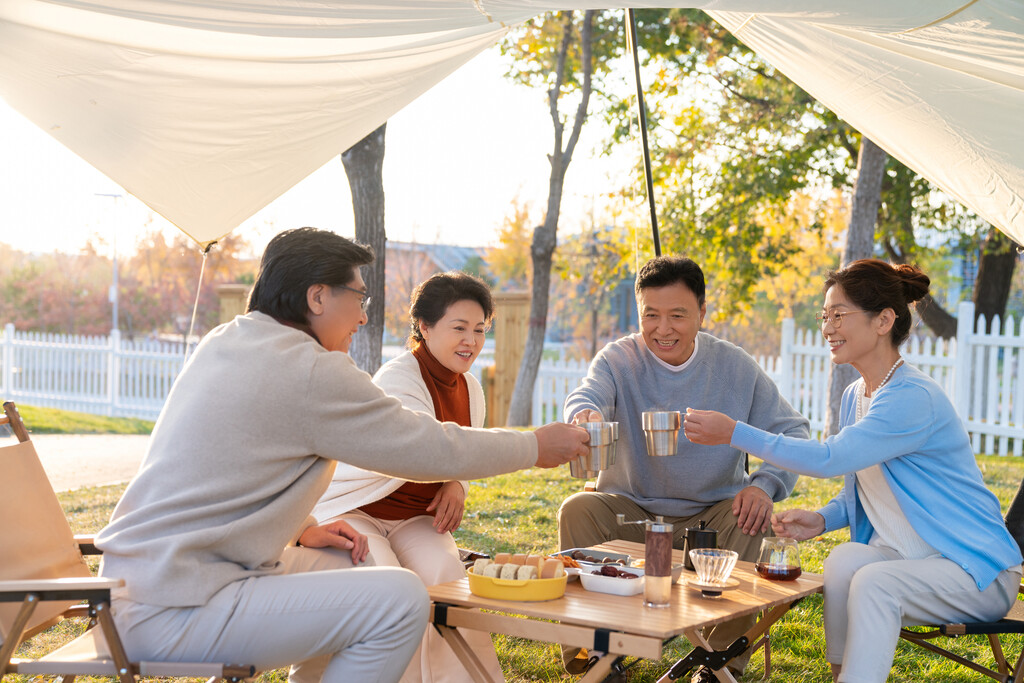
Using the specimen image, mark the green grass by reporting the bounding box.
[12,456,1024,682]
[14,404,154,435]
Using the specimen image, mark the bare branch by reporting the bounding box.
[548,12,574,158]
[562,10,595,164]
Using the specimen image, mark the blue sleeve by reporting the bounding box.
[817,485,851,533]
[744,367,808,501]
[730,382,933,478]
[564,352,617,422]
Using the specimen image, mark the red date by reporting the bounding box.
[571,550,625,565]
[593,566,639,579]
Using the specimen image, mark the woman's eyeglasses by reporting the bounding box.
[815,310,865,330]
[335,284,371,312]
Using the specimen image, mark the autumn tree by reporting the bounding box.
[0,227,254,339]
[709,192,846,356]
[487,197,534,291]
[551,222,636,358]
[0,244,110,335]
[383,244,441,342]
[503,10,623,426]
[624,10,1015,333]
[119,228,253,341]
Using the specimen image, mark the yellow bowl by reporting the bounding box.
[466,567,568,601]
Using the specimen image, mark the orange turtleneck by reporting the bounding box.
[358,340,471,520]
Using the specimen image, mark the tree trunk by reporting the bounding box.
[825,137,886,437]
[341,123,387,375]
[890,226,1015,339]
[508,220,558,427]
[973,225,1017,333]
[506,11,594,427]
[915,293,957,338]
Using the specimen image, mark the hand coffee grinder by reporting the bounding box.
[616,513,673,608]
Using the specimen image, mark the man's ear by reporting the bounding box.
[306,284,327,316]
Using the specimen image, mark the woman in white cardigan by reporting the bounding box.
[298,271,503,683]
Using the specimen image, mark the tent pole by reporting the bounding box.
[626,8,660,257]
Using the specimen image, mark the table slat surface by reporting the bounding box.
[428,540,822,640]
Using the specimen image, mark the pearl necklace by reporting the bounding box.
[856,357,904,421]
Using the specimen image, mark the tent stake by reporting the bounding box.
[626,8,660,257]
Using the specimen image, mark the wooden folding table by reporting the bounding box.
[428,540,822,682]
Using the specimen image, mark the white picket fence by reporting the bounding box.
[0,324,186,420]
[4,300,1024,455]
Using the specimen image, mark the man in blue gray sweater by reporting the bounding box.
[559,256,809,681]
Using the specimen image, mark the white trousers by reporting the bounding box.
[291,511,504,683]
[823,542,1021,683]
[110,546,429,683]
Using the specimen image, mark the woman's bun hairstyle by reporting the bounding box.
[893,263,930,305]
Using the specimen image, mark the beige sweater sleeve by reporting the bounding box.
[96,314,535,607]
[303,351,537,481]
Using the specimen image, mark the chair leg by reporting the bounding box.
[1013,647,1024,683]
[989,634,1009,676]
[0,594,40,673]
[93,601,134,683]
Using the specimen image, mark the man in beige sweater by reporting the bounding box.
[96,228,588,683]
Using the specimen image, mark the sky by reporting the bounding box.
[0,47,637,259]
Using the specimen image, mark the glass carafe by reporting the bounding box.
[755,537,802,581]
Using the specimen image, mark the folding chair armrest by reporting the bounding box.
[0,577,124,602]
[74,534,102,555]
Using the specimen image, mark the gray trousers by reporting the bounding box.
[110,546,428,683]
[291,511,504,683]
[824,542,1021,683]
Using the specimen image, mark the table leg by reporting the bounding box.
[433,625,496,683]
[742,603,794,646]
[681,629,738,683]
[578,654,617,682]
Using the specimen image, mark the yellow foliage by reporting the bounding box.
[751,191,847,322]
[488,197,535,290]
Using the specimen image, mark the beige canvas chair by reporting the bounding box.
[0,401,255,683]
[898,478,1024,683]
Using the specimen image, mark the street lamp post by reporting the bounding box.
[96,193,122,333]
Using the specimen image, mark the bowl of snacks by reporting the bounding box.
[467,555,568,601]
[579,564,645,596]
[553,548,632,566]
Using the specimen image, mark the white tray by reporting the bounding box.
[579,569,645,596]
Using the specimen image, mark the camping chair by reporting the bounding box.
[898,477,1024,683]
[0,400,255,682]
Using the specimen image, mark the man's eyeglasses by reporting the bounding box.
[815,310,866,330]
[335,284,371,312]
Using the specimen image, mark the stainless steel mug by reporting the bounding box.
[642,411,681,456]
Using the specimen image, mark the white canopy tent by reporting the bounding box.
[1,1,1021,247]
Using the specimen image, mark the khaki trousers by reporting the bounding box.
[558,493,767,673]
[292,511,503,683]
[110,547,428,683]
[824,542,1020,683]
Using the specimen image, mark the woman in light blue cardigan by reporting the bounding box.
[684,259,1022,683]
